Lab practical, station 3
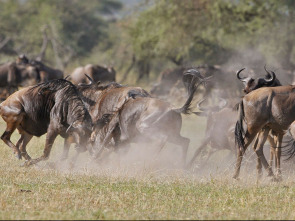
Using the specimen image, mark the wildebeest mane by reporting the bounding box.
[25,79,89,125]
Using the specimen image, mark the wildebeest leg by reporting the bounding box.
[267,135,276,170]
[113,125,121,148]
[233,129,259,179]
[1,123,21,159]
[251,133,262,179]
[253,128,274,179]
[275,133,283,180]
[24,129,58,166]
[186,139,210,169]
[93,116,119,159]
[19,132,33,160]
[60,136,74,161]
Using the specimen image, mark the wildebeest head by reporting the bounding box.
[16,54,29,65]
[29,60,43,69]
[236,66,281,94]
[18,63,41,85]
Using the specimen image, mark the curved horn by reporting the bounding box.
[263,65,275,83]
[84,74,95,84]
[197,98,210,112]
[236,68,246,81]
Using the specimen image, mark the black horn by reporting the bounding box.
[236,68,246,81]
[263,65,275,84]
[84,74,95,84]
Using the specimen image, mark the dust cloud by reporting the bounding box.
[32,49,295,182]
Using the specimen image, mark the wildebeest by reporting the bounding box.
[93,69,209,165]
[30,60,64,82]
[76,76,151,149]
[0,79,102,166]
[187,66,282,170]
[234,85,295,180]
[150,65,222,99]
[186,98,236,168]
[236,66,283,175]
[69,64,116,85]
[0,61,40,90]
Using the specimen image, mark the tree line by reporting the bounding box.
[1,0,294,82]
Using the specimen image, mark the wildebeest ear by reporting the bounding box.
[193,112,209,117]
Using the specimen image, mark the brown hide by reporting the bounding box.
[30,60,63,82]
[242,86,295,132]
[77,82,150,148]
[0,79,93,165]
[92,71,205,163]
[234,85,295,180]
[70,64,116,85]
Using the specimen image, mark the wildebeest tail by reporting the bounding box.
[235,100,246,153]
[282,131,295,161]
[173,81,197,114]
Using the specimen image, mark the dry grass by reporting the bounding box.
[1,115,295,220]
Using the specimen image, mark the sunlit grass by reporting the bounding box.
[0,116,295,219]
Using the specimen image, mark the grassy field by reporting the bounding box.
[1,114,295,220]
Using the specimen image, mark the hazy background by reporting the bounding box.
[1,0,295,86]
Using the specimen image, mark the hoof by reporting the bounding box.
[232,175,240,180]
[15,152,22,160]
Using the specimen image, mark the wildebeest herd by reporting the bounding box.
[1,55,295,182]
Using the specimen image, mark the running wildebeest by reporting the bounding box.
[0,79,107,166]
[79,78,150,141]
[150,65,224,99]
[187,66,282,170]
[69,64,116,85]
[186,98,236,168]
[59,75,151,160]
[234,84,295,181]
[93,69,210,165]
[30,60,64,82]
